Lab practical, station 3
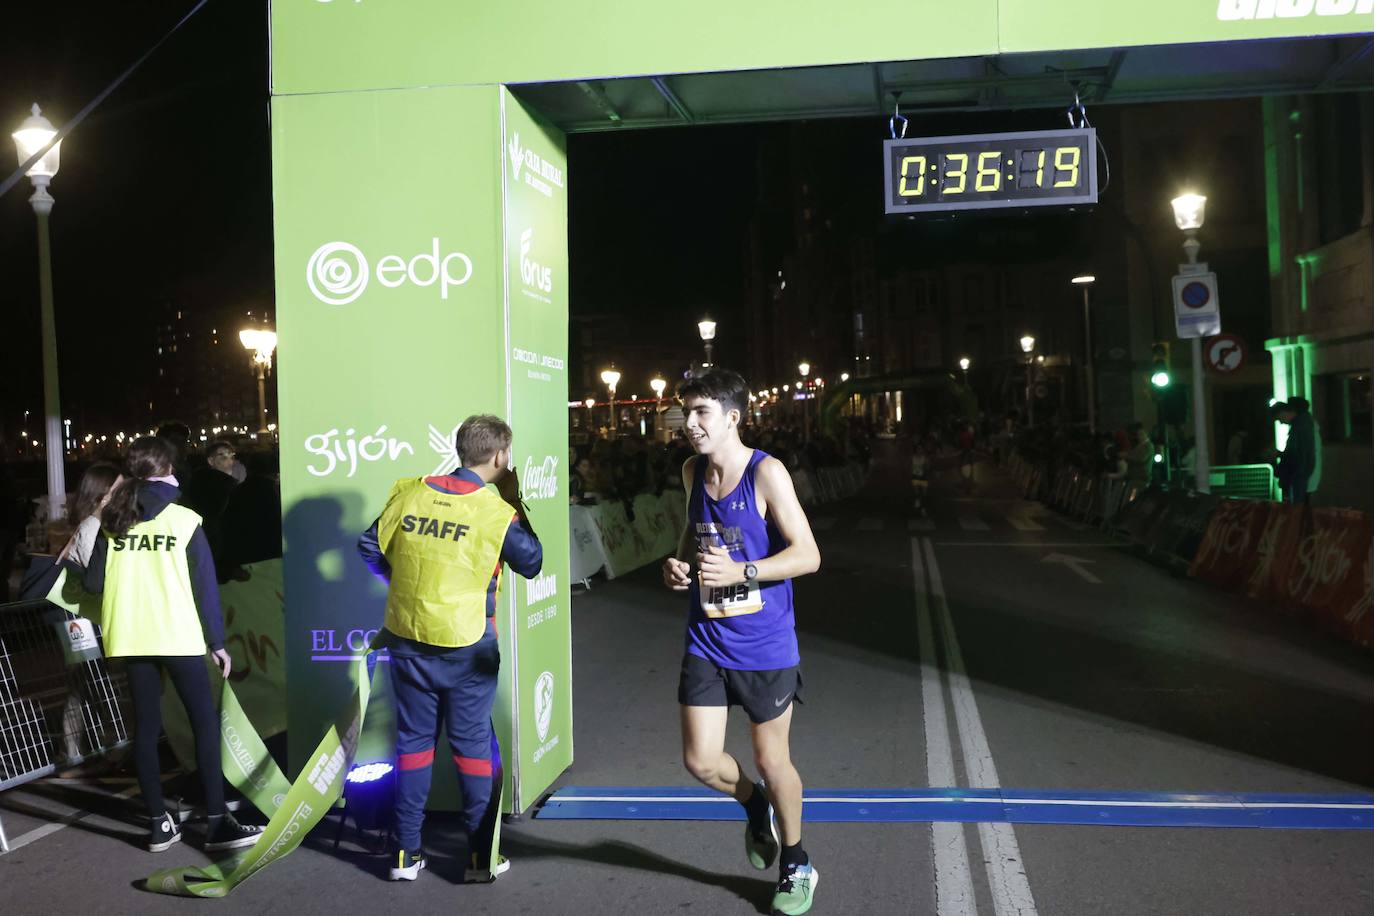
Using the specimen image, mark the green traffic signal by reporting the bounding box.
[1150,341,1172,389]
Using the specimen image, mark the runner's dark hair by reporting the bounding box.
[678,368,750,418]
[101,436,177,536]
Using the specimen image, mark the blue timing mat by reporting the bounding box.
[535,786,1374,830]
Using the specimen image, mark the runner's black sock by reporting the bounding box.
[780,842,808,870]
[743,781,770,828]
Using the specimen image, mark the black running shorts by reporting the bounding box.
[678,652,804,724]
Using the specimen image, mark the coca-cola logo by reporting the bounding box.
[522,455,559,500]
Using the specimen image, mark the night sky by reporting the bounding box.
[1,2,778,437]
[1,1,273,434]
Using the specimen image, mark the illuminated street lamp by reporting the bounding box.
[798,361,810,378]
[1171,191,1212,493]
[1020,334,1036,428]
[958,356,970,386]
[1071,274,1098,433]
[14,104,66,521]
[239,327,278,433]
[650,376,667,401]
[840,372,850,382]
[698,318,717,368]
[601,368,621,438]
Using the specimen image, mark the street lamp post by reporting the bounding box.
[1071,275,1098,433]
[14,104,66,522]
[1172,192,1211,493]
[600,369,621,439]
[1020,334,1036,428]
[797,362,812,440]
[958,356,971,387]
[650,376,667,440]
[239,328,278,433]
[698,318,717,369]
[583,397,596,432]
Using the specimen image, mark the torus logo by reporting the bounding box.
[534,671,554,743]
[519,228,553,299]
[1217,0,1373,19]
[305,239,474,306]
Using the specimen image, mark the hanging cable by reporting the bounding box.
[0,0,214,201]
[889,92,908,140]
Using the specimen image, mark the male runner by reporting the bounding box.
[662,368,822,916]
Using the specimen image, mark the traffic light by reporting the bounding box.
[1150,341,1172,389]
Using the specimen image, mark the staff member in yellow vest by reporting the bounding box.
[357,414,542,884]
[81,437,264,853]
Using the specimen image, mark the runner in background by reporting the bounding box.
[357,414,542,884]
[81,436,263,853]
[662,368,823,916]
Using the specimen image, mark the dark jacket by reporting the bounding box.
[1279,412,1317,483]
[81,481,225,651]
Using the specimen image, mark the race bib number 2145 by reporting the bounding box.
[701,581,763,619]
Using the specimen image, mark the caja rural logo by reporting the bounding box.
[1217,0,1373,18]
[305,240,474,306]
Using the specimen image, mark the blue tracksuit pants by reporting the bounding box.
[391,625,502,857]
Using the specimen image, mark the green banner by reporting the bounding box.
[271,1,1373,96]
[270,85,509,791]
[272,1,999,95]
[145,652,371,897]
[501,91,573,809]
[998,0,1374,53]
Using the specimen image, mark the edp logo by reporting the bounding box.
[306,239,474,306]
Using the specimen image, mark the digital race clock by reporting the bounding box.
[883,127,1098,214]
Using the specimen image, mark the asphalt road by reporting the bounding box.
[4,456,1373,915]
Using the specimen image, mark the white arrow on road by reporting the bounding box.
[1041,553,1102,584]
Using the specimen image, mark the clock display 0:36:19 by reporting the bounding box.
[897,145,1084,198]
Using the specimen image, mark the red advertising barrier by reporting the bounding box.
[1275,509,1374,645]
[1191,501,1374,650]
[1189,499,1276,592]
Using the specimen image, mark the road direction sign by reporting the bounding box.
[1205,334,1247,374]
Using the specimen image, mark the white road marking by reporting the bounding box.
[547,795,1374,811]
[1006,515,1046,531]
[857,517,883,532]
[958,515,990,531]
[3,782,142,852]
[924,538,1039,916]
[912,538,978,916]
[935,542,1117,548]
[1041,553,1102,585]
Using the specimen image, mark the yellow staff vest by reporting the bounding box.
[378,477,514,648]
[101,504,207,657]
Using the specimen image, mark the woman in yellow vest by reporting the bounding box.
[82,436,264,854]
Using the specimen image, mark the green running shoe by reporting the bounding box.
[745,808,779,870]
[772,863,819,916]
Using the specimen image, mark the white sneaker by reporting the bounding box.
[464,853,511,883]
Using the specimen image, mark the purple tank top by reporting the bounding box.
[685,450,799,671]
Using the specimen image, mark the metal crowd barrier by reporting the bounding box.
[0,599,131,853]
